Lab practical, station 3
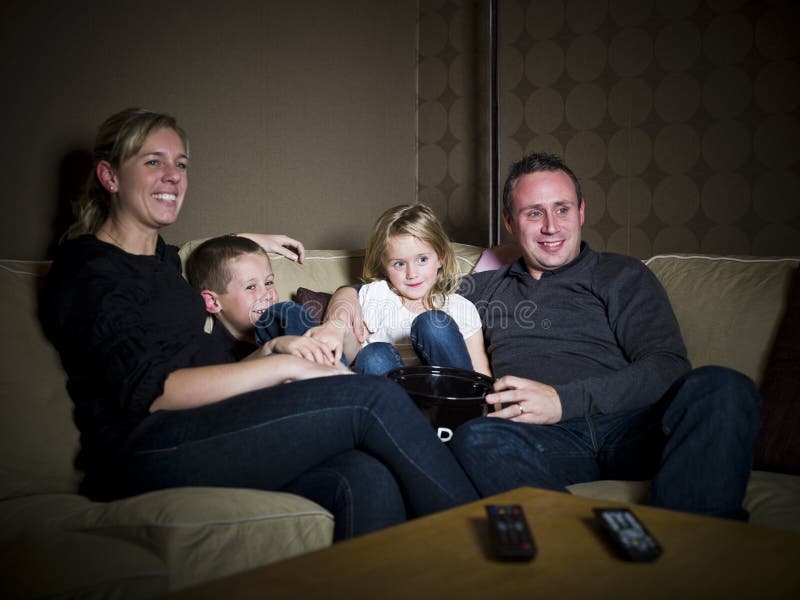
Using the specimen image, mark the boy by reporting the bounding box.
[185,235,342,365]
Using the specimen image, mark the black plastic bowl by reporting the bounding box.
[386,365,495,442]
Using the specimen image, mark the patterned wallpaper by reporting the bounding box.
[418,0,800,258]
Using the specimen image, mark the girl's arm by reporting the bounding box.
[150,354,351,412]
[465,329,492,377]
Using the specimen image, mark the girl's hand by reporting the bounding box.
[304,321,346,364]
[239,233,305,263]
[263,335,337,365]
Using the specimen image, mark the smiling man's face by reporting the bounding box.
[503,169,585,280]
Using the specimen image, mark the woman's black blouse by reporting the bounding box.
[44,235,238,478]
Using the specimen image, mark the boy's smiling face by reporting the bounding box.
[207,252,278,341]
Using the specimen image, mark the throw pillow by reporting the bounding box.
[296,287,332,324]
[754,266,800,475]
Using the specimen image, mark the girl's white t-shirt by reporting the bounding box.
[358,280,482,365]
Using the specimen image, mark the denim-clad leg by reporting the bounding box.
[647,366,761,520]
[119,375,478,516]
[450,415,602,496]
[255,301,318,344]
[410,310,473,370]
[353,342,404,375]
[452,365,761,520]
[282,449,407,540]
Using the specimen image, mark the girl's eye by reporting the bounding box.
[392,261,405,269]
[418,256,429,264]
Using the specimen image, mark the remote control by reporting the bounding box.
[485,504,537,561]
[593,507,662,562]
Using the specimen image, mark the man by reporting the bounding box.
[449,152,761,520]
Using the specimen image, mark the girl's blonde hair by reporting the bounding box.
[65,108,189,239]
[362,204,460,309]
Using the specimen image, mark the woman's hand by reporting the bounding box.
[239,233,305,263]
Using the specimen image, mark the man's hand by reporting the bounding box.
[486,375,562,424]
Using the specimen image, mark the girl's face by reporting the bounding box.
[383,234,442,308]
[101,127,189,233]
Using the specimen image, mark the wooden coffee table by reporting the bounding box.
[165,487,800,599]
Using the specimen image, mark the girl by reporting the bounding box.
[352,204,491,377]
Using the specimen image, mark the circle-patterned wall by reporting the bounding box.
[419,0,800,257]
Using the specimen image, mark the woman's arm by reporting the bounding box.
[465,329,492,377]
[151,353,350,412]
[238,233,305,263]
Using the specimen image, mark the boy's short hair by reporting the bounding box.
[185,235,269,293]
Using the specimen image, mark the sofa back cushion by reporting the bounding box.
[645,255,800,386]
[0,262,81,499]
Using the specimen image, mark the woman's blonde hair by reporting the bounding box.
[65,108,189,239]
[362,204,460,309]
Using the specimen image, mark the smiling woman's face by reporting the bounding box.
[104,127,189,232]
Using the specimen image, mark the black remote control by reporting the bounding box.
[485,504,537,561]
[593,507,662,562]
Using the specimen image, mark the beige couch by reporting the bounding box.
[2,243,799,599]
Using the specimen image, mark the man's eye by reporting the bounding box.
[176,162,188,170]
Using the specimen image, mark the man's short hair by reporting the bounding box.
[185,235,268,293]
[502,152,583,218]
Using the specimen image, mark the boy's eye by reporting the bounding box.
[245,284,256,291]
[265,280,274,287]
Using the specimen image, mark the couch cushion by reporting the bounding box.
[645,255,800,385]
[1,527,168,600]
[0,262,81,499]
[754,266,800,475]
[567,471,800,533]
[56,487,334,590]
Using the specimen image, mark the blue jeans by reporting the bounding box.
[282,450,407,540]
[254,301,318,343]
[118,375,478,538]
[354,310,474,375]
[450,366,761,520]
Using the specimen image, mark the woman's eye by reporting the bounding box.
[146,159,160,166]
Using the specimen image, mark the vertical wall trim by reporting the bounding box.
[489,0,500,247]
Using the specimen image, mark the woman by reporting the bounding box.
[44,108,477,540]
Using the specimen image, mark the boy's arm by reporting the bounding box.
[304,319,361,366]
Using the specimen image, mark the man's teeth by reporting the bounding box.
[542,241,561,246]
[152,193,177,202]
